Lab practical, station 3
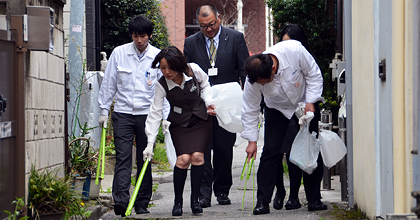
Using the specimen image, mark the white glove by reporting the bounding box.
[98,115,108,128]
[161,120,171,135]
[143,143,154,161]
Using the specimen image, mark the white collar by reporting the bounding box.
[165,73,193,90]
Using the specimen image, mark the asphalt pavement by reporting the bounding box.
[99,128,347,220]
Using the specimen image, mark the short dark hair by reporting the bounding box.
[152,46,189,74]
[244,54,273,84]
[196,5,218,20]
[128,15,153,37]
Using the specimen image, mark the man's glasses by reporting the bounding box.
[200,20,217,30]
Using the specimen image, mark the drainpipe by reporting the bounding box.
[392,0,405,213]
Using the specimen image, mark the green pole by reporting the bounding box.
[101,128,106,179]
[125,158,150,216]
[96,127,106,185]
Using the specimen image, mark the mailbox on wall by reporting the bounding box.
[26,6,54,51]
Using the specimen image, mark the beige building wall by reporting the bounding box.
[351,0,376,217]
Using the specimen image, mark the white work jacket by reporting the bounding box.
[98,42,169,118]
[241,40,323,142]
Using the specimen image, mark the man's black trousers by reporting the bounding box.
[258,105,324,203]
[200,116,236,199]
[112,112,152,208]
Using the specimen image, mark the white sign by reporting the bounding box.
[72,25,82,33]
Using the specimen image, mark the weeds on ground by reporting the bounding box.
[153,143,172,172]
[152,183,159,193]
[331,204,369,220]
[100,186,112,193]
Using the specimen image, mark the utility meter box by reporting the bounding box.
[26,6,53,51]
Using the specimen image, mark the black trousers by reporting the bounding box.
[258,104,323,203]
[112,112,152,208]
[200,116,236,198]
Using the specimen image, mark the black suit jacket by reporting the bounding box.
[184,26,249,86]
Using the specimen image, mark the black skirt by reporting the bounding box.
[169,114,212,156]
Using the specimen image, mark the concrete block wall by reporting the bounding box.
[25,0,66,176]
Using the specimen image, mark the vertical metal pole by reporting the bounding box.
[339,117,348,201]
[344,0,354,207]
[68,0,84,137]
[321,110,332,190]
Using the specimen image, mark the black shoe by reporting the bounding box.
[191,202,203,214]
[308,200,327,211]
[253,201,270,215]
[285,199,302,210]
[199,197,211,208]
[135,203,150,214]
[273,195,284,210]
[172,203,183,216]
[114,203,127,217]
[216,193,231,205]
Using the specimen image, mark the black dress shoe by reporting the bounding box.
[253,201,270,215]
[191,202,203,214]
[172,203,183,216]
[308,200,327,211]
[114,203,127,217]
[199,197,211,208]
[135,204,150,214]
[217,193,231,205]
[273,195,284,210]
[285,199,302,210]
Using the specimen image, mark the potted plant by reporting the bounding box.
[28,165,91,220]
[69,135,100,200]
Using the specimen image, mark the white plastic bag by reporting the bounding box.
[289,112,320,174]
[164,130,177,169]
[211,82,243,133]
[319,130,347,168]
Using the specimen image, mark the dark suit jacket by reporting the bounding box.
[183,26,249,86]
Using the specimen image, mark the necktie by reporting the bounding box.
[209,38,217,64]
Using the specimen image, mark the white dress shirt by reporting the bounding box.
[98,42,169,118]
[241,40,324,142]
[145,63,213,143]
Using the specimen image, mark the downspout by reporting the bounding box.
[392,0,405,213]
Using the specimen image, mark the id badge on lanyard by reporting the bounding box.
[208,61,218,76]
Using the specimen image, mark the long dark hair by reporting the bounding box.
[279,24,312,55]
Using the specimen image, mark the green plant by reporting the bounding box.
[100,186,112,193]
[152,183,159,193]
[69,123,99,177]
[156,126,165,143]
[3,197,29,220]
[28,165,90,219]
[101,0,171,57]
[152,142,171,172]
[331,204,370,220]
[104,137,116,156]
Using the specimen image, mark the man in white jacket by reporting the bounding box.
[241,40,326,215]
[98,15,169,217]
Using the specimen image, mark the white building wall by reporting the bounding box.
[351,0,377,218]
